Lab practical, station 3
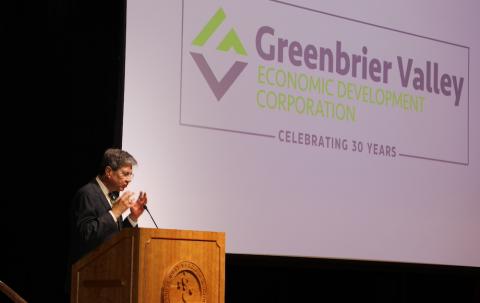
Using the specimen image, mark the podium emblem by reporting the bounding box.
[162,261,207,303]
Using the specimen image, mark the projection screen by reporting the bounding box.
[123,0,480,267]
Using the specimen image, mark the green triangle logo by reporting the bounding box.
[192,8,247,56]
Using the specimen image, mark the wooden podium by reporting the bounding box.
[70,228,225,303]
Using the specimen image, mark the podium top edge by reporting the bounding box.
[133,227,225,240]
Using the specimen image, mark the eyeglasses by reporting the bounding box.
[117,169,134,179]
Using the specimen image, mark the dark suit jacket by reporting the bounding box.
[68,179,133,266]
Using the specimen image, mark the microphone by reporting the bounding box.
[143,205,159,228]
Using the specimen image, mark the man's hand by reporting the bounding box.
[129,191,148,221]
[111,191,135,218]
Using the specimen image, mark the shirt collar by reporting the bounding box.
[96,176,114,206]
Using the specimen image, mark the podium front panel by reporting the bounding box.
[140,235,223,303]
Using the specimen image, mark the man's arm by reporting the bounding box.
[73,191,119,249]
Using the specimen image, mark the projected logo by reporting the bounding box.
[181,0,469,165]
[190,8,248,101]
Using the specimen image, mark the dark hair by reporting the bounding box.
[98,148,138,175]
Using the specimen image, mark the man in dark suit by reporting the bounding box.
[68,148,148,267]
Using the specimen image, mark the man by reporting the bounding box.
[68,148,148,266]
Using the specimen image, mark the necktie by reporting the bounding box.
[108,191,119,201]
[117,216,122,230]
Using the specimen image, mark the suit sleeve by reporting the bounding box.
[73,190,119,251]
[122,217,136,228]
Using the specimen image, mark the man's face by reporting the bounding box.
[106,164,134,192]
